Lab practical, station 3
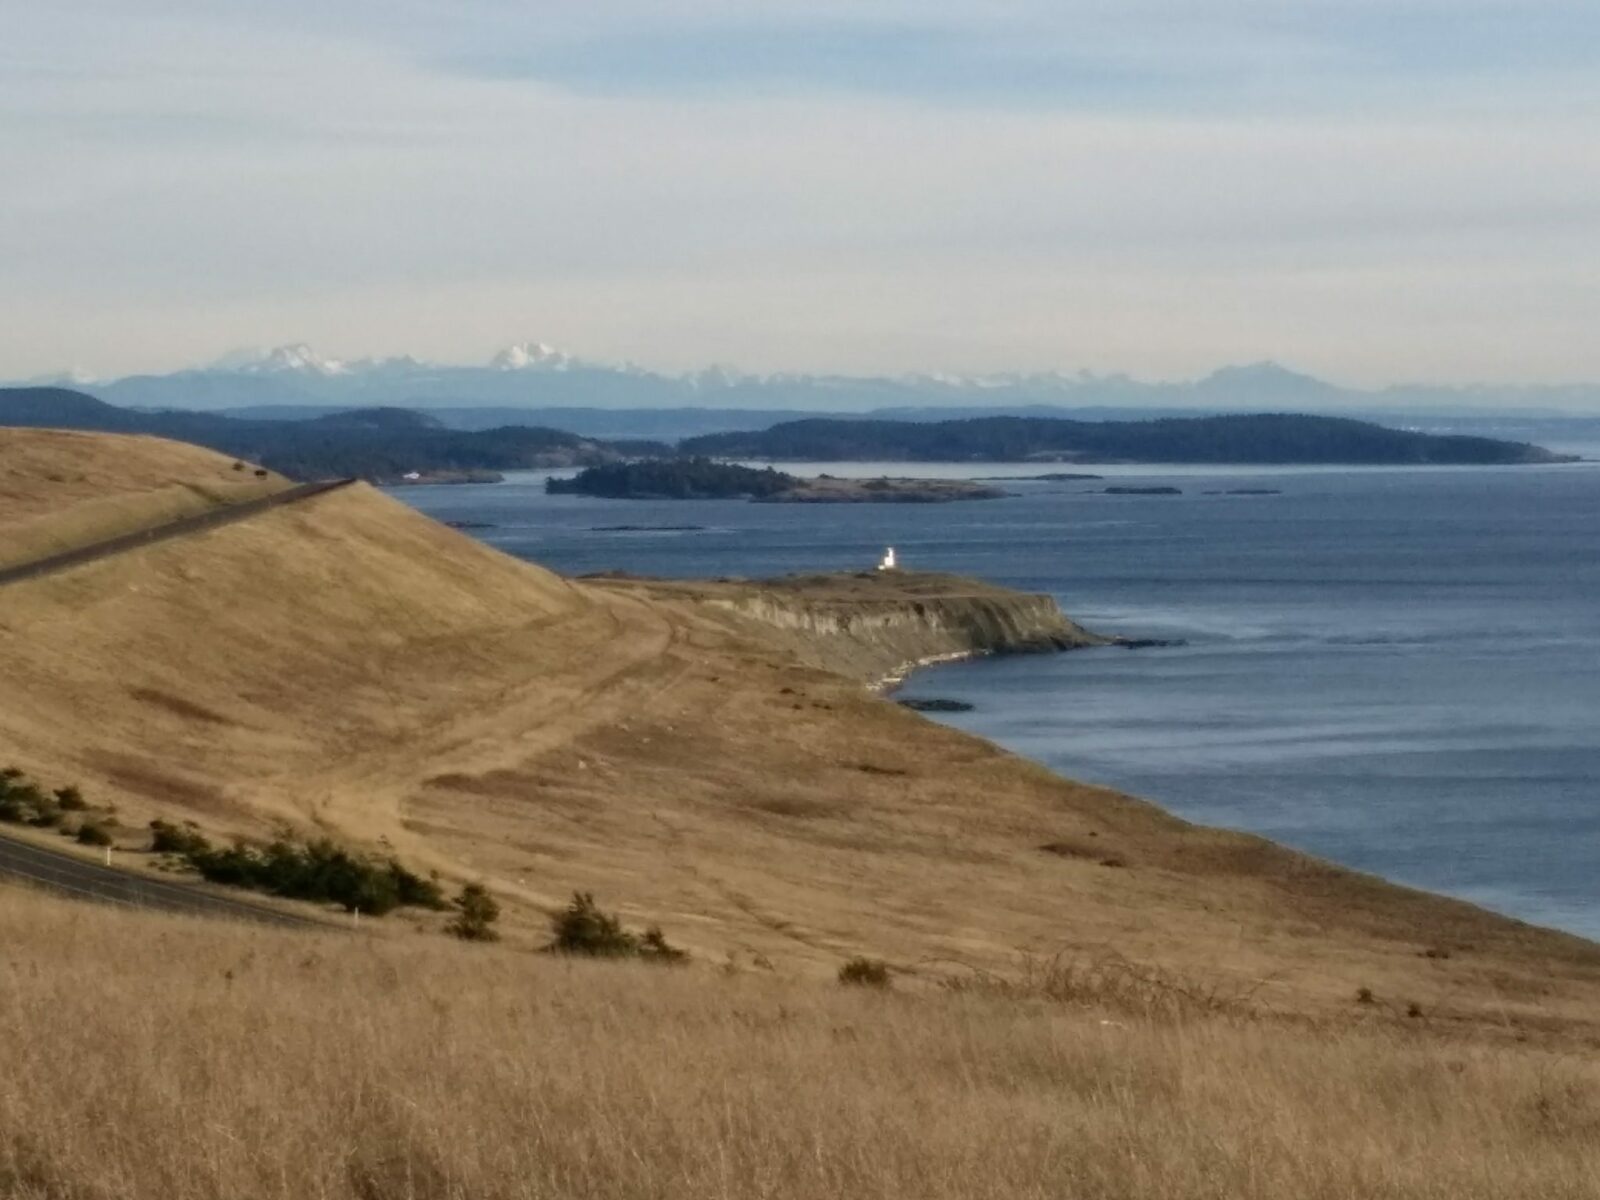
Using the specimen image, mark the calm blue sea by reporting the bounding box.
[389,458,1600,939]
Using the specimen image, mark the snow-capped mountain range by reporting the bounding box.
[16,344,1600,417]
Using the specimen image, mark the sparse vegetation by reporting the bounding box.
[448,882,502,941]
[941,952,1273,1021]
[547,891,686,962]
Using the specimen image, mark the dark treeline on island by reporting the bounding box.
[549,459,1005,503]
[549,459,797,499]
[0,388,665,482]
[680,413,1571,465]
[0,389,1573,483]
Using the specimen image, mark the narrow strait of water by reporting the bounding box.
[390,460,1600,940]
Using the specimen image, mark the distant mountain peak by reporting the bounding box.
[1199,361,1329,388]
[490,342,572,371]
[210,344,349,376]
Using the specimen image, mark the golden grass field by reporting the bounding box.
[3,887,1599,1200]
[3,426,1600,1195]
[0,429,289,569]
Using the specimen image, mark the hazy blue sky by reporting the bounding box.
[3,1,1598,384]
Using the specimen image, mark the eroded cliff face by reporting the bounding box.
[710,591,1100,684]
[594,572,1106,686]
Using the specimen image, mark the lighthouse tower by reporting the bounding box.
[876,546,898,572]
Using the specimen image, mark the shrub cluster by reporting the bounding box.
[547,892,686,963]
[0,767,108,839]
[151,822,446,916]
[838,957,892,988]
[148,819,210,856]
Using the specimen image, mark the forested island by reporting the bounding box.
[680,413,1572,465]
[1,390,1573,484]
[547,459,1004,502]
[0,388,661,482]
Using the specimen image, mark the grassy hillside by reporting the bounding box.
[4,887,1600,1200]
[2,429,1598,1038]
[0,427,291,569]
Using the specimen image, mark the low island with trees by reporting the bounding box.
[546,458,1005,502]
[678,412,1574,465]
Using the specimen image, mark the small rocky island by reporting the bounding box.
[548,458,1004,503]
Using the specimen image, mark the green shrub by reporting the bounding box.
[177,835,437,917]
[448,883,501,942]
[76,822,114,847]
[27,801,63,828]
[53,786,88,812]
[547,892,686,962]
[149,819,211,856]
[390,861,448,911]
[838,957,892,988]
[550,891,637,957]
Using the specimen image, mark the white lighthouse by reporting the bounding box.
[876,546,898,572]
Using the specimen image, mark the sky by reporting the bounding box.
[2,1,1598,387]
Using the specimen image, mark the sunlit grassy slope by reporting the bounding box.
[0,427,290,568]
[1,428,1598,1036]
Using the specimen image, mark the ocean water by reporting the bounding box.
[389,460,1600,939]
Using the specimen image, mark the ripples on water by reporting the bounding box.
[392,461,1600,939]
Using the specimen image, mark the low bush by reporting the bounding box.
[27,800,63,828]
[838,957,892,988]
[148,819,211,856]
[550,892,637,957]
[76,822,114,847]
[0,768,52,825]
[53,786,88,812]
[547,892,687,963]
[448,883,501,942]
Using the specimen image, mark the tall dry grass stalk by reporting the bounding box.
[3,887,1599,1200]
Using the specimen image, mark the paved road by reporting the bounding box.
[0,478,360,925]
[0,832,328,928]
[0,476,356,588]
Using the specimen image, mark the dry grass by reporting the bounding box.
[0,428,288,567]
[3,886,1599,1200]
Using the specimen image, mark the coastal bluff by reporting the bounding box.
[586,570,1105,686]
